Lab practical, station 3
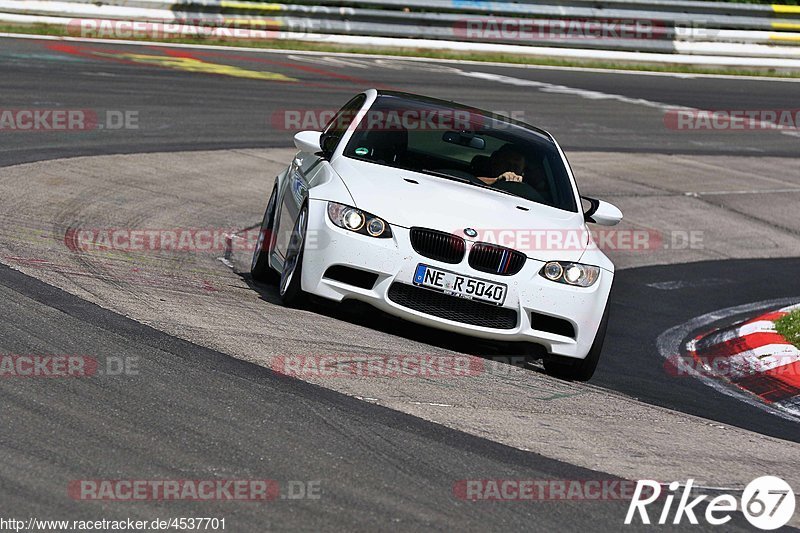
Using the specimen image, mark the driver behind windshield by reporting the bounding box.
[477,144,526,186]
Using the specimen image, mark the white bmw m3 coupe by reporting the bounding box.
[252,90,622,381]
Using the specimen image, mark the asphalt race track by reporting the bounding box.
[1,35,799,166]
[603,258,800,439]
[0,262,648,531]
[1,34,799,531]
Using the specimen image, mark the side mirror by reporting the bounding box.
[320,132,338,158]
[582,197,623,226]
[294,130,322,153]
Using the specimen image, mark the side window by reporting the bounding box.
[321,94,366,157]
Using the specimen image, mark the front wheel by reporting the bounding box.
[279,203,308,307]
[543,305,609,382]
[251,185,280,284]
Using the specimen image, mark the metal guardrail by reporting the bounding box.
[81,0,800,17]
[1,0,800,61]
[35,0,800,34]
[174,0,800,20]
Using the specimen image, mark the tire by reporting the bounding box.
[251,185,280,284]
[278,203,308,307]
[543,304,609,382]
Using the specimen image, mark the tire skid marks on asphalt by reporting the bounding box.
[686,303,800,415]
[458,70,799,137]
[458,70,694,112]
[45,42,300,83]
[287,54,464,74]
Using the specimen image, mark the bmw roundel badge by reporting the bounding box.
[464,228,478,238]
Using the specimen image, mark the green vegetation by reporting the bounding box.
[2,22,799,78]
[776,309,800,349]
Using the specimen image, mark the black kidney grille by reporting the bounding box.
[409,228,466,264]
[469,243,527,276]
[387,283,518,329]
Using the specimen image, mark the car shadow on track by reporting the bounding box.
[237,270,552,375]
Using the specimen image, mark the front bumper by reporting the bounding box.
[301,199,613,359]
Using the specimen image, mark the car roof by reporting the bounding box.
[374,89,555,141]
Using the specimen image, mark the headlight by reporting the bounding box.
[343,209,364,231]
[366,217,386,237]
[327,202,392,238]
[539,261,600,287]
[542,261,563,281]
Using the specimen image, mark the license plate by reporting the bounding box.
[413,264,507,306]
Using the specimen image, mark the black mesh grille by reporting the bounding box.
[469,243,527,276]
[387,283,517,329]
[409,228,465,264]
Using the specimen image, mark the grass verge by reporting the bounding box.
[1,22,800,78]
[775,309,800,349]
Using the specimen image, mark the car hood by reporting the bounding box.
[331,157,588,262]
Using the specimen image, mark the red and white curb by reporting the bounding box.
[669,303,800,417]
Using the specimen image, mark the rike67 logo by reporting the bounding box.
[625,477,795,530]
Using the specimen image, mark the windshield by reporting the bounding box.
[343,94,578,212]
